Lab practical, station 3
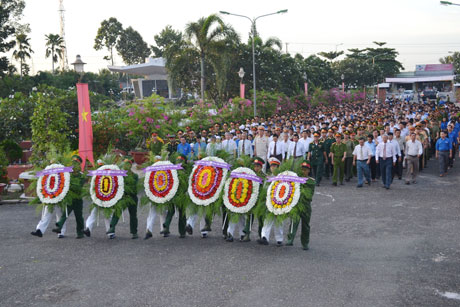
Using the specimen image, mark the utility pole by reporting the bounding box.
[285,42,289,54]
[58,0,69,71]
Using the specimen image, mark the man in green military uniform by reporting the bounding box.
[106,157,138,239]
[329,133,347,186]
[286,160,315,250]
[308,131,327,186]
[147,132,163,156]
[323,128,335,179]
[166,134,178,155]
[52,155,86,239]
[343,131,356,181]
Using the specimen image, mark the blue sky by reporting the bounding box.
[19,0,460,73]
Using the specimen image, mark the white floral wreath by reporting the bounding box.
[37,163,71,204]
[90,164,125,208]
[223,167,260,214]
[266,170,301,215]
[144,161,180,204]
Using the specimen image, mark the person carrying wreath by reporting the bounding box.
[286,160,315,250]
[106,157,139,239]
[51,155,86,239]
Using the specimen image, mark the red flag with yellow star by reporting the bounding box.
[77,83,94,170]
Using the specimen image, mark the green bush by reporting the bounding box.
[0,148,8,183]
[0,139,22,163]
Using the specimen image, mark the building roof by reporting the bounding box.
[108,57,167,76]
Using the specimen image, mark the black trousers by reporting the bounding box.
[369,156,377,180]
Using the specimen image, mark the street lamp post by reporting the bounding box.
[341,74,345,93]
[71,55,86,82]
[220,9,288,116]
[440,1,460,6]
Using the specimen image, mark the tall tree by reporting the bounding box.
[0,0,26,76]
[94,17,123,66]
[45,34,64,74]
[116,26,150,65]
[318,51,344,62]
[151,25,183,58]
[185,14,233,100]
[440,52,460,78]
[12,32,33,77]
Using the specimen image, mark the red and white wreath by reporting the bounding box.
[36,164,71,204]
[90,164,125,208]
[144,161,180,204]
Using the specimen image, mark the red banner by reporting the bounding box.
[240,83,245,99]
[77,83,94,171]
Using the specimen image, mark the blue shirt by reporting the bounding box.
[365,141,376,156]
[177,143,191,157]
[192,142,206,158]
[441,122,448,130]
[436,138,452,152]
[448,131,457,146]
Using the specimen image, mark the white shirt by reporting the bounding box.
[221,139,237,155]
[298,137,312,153]
[405,139,423,156]
[389,138,401,156]
[280,140,292,158]
[353,144,372,160]
[267,140,284,159]
[254,135,269,159]
[287,141,306,159]
[238,139,253,157]
[375,141,397,162]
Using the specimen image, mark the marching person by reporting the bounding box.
[375,134,397,189]
[286,160,315,250]
[343,131,355,182]
[287,133,305,160]
[254,126,269,172]
[258,158,284,246]
[307,131,326,186]
[352,137,372,187]
[267,133,284,162]
[435,130,452,177]
[405,132,423,184]
[106,157,138,239]
[329,133,347,186]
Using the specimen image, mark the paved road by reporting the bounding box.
[1,162,460,307]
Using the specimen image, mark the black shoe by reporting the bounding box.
[240,235,251,242]
[286,241,293,246]
[276,241,283,247]
[201,233,208,238]
[226,234,234,242]
[257,237,269,245]
[107,233,115,239]
[303,245,310,251]
[340,182,344,185]
[398,177,402,180]
[201,226,212,232]
[131,234,138,239]
[58,234,65,238]
[179,234,186,238]
[163,231,170,237]
[366,181,371,185]
[83,228,91,237]
[76,234,84,239]
[405,181,410,185]
[159,230,165,235]
[144,231,152,240]
[185,224,193,235]
[356,185,363,188]
[316,183,320,187]
[222,233,228,240]
[52,228,61,234]
[385,186,390,190]
[31,229,43,237]
[345,178,350,182]
[332,182,337,186]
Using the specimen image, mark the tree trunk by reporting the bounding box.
[200,53,205,100]
[51,49,55,74]
[111,47,114,66]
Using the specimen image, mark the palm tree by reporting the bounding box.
[185,14,233,100]
[12,33,33,77]
[45,34,65,74]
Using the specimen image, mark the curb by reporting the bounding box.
[0,199,29,205]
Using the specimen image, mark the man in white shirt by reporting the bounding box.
[238,132,253,157]
[375,134,397,189]
[267,134,284,162]
[404,132,423,184]
[287,134,305,159]
[352,137,372,187]
[221,132,237,157]
[388,132,401,183]
[298,130,313,153]
[254,126,269,171]
[280,132,292,160]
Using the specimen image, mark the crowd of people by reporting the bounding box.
[30,96,460,250]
